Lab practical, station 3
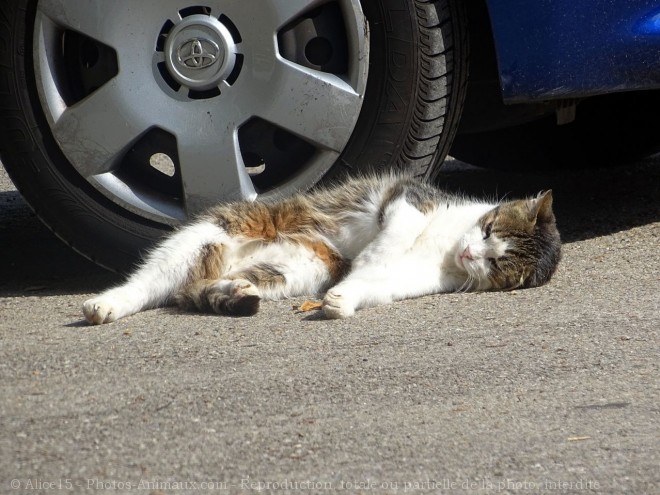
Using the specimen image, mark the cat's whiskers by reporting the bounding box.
[456,271,476,293]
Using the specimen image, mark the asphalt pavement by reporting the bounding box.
[1,158,658,494]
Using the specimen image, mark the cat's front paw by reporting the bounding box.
[83,297,121,325]
[322,290,356,319]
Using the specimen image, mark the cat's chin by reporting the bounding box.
[451,252,494,291]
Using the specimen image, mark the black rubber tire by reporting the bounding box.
[335,0,469,180]
[0,0,468,272]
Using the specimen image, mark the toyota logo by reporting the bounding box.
[177,38,220,70]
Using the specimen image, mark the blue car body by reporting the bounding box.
[484,0,660,103]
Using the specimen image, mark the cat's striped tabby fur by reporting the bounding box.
[83,174,561,324]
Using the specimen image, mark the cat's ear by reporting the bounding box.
[527,190,554,224]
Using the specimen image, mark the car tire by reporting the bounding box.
[0,0,467,272]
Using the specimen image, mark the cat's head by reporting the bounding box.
[455,191,561,291]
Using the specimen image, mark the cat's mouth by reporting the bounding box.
[453,244,495,291]
[455,245,473,272]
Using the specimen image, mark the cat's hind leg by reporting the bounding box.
[83,221,228,324]
[175,277,263,317]
[175,238,344,316]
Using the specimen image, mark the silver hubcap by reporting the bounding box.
[165,14,236,91]
[33,0,369,223]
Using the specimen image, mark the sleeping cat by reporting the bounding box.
[83,174,561,324]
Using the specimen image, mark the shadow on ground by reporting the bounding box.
[1,157,658,297]
[0,190,120,297]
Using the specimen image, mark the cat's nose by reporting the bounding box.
[461,246,474,260]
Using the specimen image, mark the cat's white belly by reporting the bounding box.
[332,215,381,260]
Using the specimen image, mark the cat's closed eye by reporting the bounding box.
[483,221,494,239]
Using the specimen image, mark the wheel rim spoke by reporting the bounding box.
[51,81,152,177]
[36,0,184,54]
[172,113,256,215]
[242,0,328,32]
[250,61,363,153]
[37,0,127,48]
